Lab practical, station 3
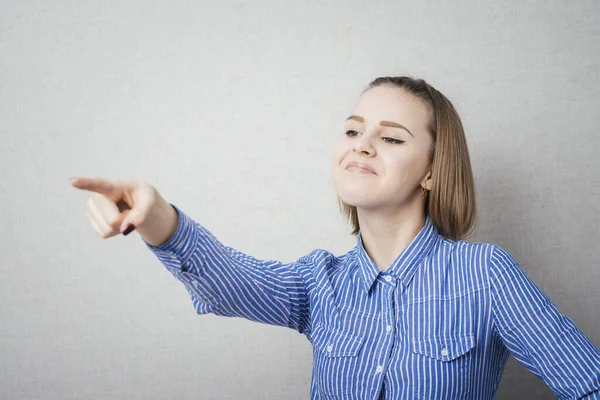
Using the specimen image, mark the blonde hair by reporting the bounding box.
[337,76,477,240]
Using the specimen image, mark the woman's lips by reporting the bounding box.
[347,166,376,174]
[345,161,377,175]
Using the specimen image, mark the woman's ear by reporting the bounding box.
[421,170,432,190]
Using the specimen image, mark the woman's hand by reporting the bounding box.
[69,177,179,247]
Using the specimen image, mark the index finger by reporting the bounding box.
[70,177,121,197]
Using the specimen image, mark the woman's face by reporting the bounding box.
[331,85,434,211]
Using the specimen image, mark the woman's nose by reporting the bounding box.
[353,135,375,156]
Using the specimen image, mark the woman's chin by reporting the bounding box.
[337,193,376,208]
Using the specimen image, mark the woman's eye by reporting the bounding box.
[344,130,404,144]
[382,137,405,144]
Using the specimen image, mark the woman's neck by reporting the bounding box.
[357,206,426,272]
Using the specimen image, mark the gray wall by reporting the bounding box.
[1,1,598,399]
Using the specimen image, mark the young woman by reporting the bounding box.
[71,76,600,399]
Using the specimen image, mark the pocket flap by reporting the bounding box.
[312,324,365,357]
[411,334,475,361]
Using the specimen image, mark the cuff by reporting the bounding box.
[143,203,199,268]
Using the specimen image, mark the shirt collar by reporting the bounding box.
[355,215,439,293]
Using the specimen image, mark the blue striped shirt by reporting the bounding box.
[144,204,600,399]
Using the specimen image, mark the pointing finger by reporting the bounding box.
[70,177,121,197]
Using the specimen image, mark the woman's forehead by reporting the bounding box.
[350,86,430,129]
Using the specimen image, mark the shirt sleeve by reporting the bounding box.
[490,245,600,400]
[581,390,600,399]
[142,203,314,336]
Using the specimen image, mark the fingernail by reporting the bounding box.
[122,224,135,236]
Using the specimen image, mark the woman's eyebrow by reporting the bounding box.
[345,115,414,137]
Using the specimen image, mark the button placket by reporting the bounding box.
[386,283,401,363]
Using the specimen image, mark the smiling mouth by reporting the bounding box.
[343,160,378,175]
[346,166,376,174]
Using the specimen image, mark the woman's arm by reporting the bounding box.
[143,203,314,336]
[490,246,600,399]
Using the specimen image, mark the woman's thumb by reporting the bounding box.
[115,181,156,236]
[120,210,137,236]
[115,181,157,236]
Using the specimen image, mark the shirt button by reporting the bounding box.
[384,276,392,282]
[441,348,449,357]
[386,325,392,333]
[375,365,383,373]
[326,344,333,353]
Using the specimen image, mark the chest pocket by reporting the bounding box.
[409,334,475,400]
[311,323,366,397]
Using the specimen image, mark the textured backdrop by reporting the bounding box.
[1,0,598,399]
